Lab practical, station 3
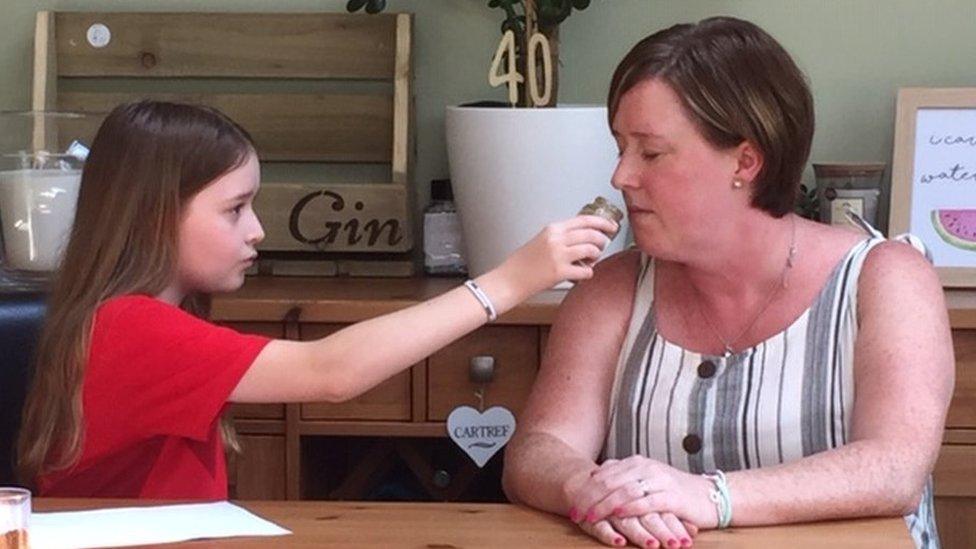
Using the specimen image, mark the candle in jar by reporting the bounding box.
[0,169,81,272]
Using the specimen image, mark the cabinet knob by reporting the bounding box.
[432,469,451,489]
[281,306,303,340]
[469,356,495,384]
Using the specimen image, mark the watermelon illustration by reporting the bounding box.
[932,209,976,251]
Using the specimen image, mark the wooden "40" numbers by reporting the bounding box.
[488,30,553,107]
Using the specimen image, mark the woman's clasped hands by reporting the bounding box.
[564,455,720,547]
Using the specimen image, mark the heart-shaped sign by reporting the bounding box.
[447,405,516,468]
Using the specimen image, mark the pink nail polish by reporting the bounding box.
[586,511,598,522]
[614,537,625,546]
[667,540,678,548]
[646,540,659,548]
[612,506,622,516]
[569,507,578,522]
[681,538,691,547]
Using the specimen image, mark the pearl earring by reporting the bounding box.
[732,179,743,189]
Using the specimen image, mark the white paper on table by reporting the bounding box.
[30,501,291,549]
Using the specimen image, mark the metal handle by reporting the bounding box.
[432,469,451,489]
[469,356,495,384]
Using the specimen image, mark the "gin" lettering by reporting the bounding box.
[288,190,404,248]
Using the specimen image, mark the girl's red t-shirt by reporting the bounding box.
[37,295,271,499]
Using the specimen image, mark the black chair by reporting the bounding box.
[0,291,46,485]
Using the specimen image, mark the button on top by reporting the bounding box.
[697,360,717,379]
[682,434,702,454]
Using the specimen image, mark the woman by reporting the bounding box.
[502,16,953,549]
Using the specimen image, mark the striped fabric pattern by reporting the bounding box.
[602,236,939,548]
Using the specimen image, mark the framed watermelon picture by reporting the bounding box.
[891,87,976,287]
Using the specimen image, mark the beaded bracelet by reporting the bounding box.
[702,469,733,529]
[463,280,497,322]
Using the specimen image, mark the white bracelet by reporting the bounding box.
[702,469,733,529]
[463,280,497,323]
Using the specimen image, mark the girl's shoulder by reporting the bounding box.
[93,294,206,340]
[98,293,170,313]
[97,294,186,321]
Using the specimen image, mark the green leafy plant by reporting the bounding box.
[346,0,387,14]
[347,0,598,106]
[795,183,820,221]
[348,0,592,28]
[487,0,592,33]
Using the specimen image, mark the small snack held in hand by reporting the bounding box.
[578,196,624,240]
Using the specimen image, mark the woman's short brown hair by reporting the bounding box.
[608,16,814,217]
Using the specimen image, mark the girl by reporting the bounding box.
[17,100,617,499]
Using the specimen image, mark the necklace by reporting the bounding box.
[693,215,798,358]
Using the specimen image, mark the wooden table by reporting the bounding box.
[35,499,913,548]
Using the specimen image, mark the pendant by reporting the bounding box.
[447,406,516,468]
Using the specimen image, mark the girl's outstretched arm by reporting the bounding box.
[230,215,617,403]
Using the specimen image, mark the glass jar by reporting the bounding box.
[813,162,885,230]
[578,196,624,239]
[423,179,467,276]
[0,487,30,548]
[0,111,94,288]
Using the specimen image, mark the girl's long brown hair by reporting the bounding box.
[17,100,254,484]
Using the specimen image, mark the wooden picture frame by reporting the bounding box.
[890,87,976,287]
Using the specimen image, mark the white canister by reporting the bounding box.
[446,104,628,279]
[0,168,82,275]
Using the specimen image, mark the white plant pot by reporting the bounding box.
[446,105,627,278]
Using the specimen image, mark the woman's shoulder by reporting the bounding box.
[801,216,938,288]
[858,236,941,298]
[580,248,643,297]
[802,220,867,258]
[809,222,945,320]
[595,247,643,277]
[556,249,643,324]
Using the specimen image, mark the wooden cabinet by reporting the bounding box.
[213,278,976,546]
[225,322,286,421]
[228,435,286,500]
[297,324,413,421]
[947,330,976,429]
[935,444,976,497]
[213,278,561,501]
[427,326,538,421]
[935,437,976,549]
[301,375,413,421]
[936,498,976,549]
[935,325,976,549]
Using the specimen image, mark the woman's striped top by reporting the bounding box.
[601,232,939,548]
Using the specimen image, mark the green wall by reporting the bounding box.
[1,0,974,230]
